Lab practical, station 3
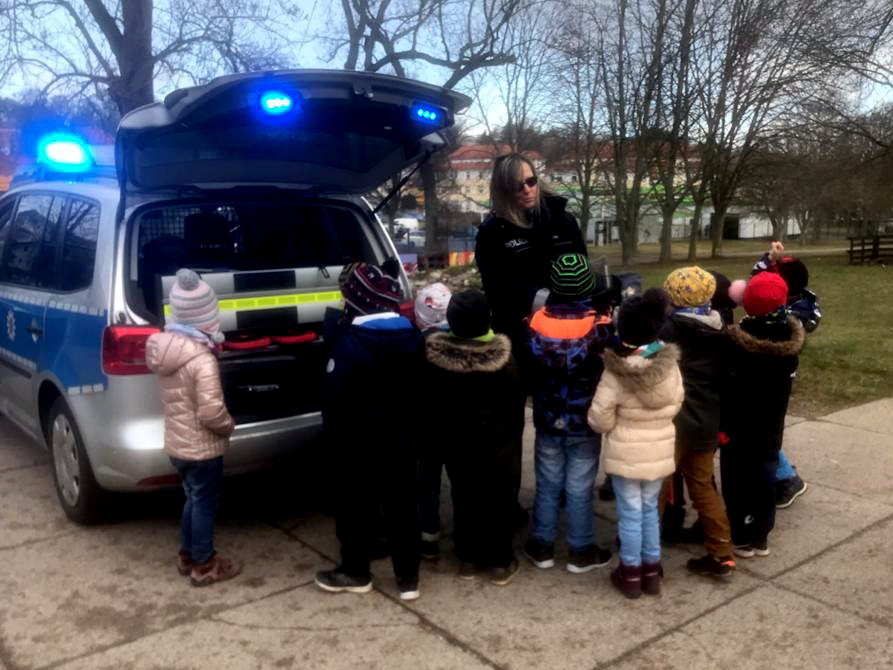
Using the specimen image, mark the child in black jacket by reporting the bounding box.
[721,272,805,558]
[315,262,425,601]
[425,290,525,585]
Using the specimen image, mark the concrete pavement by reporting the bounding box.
[0,399,891,670]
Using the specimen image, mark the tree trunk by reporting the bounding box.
[659,207,673,262]
[113,1,155,114]
[421,161,440,257]
[711,205,726,258]
[687,199,704,261]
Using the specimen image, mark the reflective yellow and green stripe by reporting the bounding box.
[163,290,342,316]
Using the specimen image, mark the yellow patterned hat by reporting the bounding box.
[663,266,717,307]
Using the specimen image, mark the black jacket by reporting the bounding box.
[323,316,425,453]
[661,311,729,451]
[424,332,524,470]
[474,195,586,348]
[723,316,806,455]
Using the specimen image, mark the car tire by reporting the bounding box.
[46,397,104,524]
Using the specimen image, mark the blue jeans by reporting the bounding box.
[170,456,223,565]
[776,449,796,480]
[612,475,663,567]
[531,432,600,551]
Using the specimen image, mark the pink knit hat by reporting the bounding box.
[168,268,221,335]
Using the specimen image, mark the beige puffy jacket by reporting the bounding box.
[587,344,684,481]
[145,332,234,461]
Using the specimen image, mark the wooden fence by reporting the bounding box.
[848,234,893,264]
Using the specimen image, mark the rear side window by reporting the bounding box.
[0,193,65,287]
[59,199,99,291]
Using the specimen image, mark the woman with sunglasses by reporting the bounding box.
[474,153,588,526]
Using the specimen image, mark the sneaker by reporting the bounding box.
[314,568,373,594]
[177,551,194,577]
[523,538,555,569]
[420,540,439,560]
[753,539,771,557]
[598,478,615,501]
[566,545,612,573]
[776,475,808,509]
[397,576,420,601]
[457,561,477,581]
[490,558,520,586]
[733,544,755,558]
[190,555,243,587]
[686,554,735,577]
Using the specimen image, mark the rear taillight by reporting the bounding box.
[398,300,416,325]
[102,325,160,375]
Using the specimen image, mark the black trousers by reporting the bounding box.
[720,441,779,546]
[335,440,420,581]
[445,441,516,569]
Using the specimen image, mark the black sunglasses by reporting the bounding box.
[516,176,538,192]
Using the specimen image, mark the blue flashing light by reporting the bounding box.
[36,134,93,173]
[260,90,296,116]
[411,103,444,125]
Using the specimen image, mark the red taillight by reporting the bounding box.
[398,300,416,325]
[102,325,160,375]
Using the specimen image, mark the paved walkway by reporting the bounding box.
[0,398,891,669]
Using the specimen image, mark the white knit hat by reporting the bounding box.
[414,282,452,330]
[168,268,221,335]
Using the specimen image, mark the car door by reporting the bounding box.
[0,192,64,434]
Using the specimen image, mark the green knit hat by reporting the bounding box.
[550,253,594,301]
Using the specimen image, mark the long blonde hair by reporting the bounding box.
[489,153,544,227]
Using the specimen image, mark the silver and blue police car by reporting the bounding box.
[0,70,468,522]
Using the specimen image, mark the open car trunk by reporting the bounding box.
[127,196,395,423]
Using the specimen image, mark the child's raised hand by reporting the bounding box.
[769,241,785,261]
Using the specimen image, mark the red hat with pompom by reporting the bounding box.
[743,272,788,317]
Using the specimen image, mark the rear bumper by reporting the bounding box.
[68,381,323,491]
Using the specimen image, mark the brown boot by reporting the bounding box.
[641,561,663,596]
[177,551,194,576]
[610,562,642,599]
[190,555,242,587]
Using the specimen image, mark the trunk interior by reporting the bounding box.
[127,196,389,423]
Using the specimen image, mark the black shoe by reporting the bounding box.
[523,538,555,569]
[490,558,520,586]
[420,539,439,560]
[686,554,735,578]
[566,545,612,574]
[776,475,808,509]
[397,576,420,601]
[315,569,373,594]
[598,478,615,501]
[458,561,477,581]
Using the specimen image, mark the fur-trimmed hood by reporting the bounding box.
[727,316,805,357]
[602,343,681,408]
[425,332,513,373]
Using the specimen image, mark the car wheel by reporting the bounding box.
[46,397,103,524]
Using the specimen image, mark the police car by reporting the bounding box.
[0,70,469,522]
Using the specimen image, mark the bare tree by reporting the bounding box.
[591,0,666,263]
[545,6,607,247]
[321,0,525,254]
[0,0,299,116]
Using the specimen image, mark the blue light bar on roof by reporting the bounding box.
[36,134,93,173]
[259,90,297,116]
[411,102,445,126]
